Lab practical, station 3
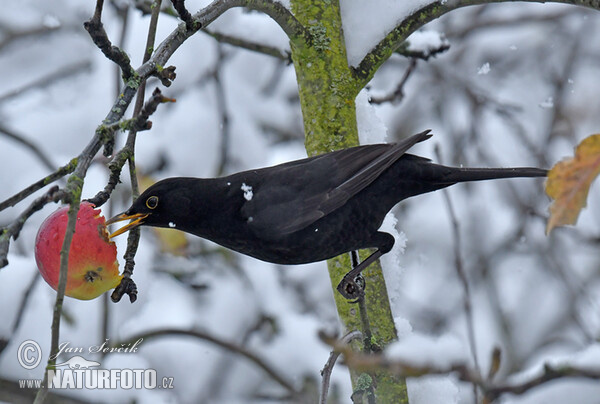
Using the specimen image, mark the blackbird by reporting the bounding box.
[106,130,547,299]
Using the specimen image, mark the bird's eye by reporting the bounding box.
[146,196,159,209]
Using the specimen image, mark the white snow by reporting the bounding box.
[386,332,466,368]
[539,96,554,108]
[406,30,448,55]
[340,0,434,67]
[240,183,253,201]
[477,62,491,75]
[356,88,388,144]
[408,376,460,404]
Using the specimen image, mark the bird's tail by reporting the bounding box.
[442,167,547,183]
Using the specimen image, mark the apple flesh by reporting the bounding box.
[35,202,122,300]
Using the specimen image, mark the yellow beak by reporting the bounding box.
[105,213,149,238]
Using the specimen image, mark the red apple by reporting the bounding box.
[35,202,122,300]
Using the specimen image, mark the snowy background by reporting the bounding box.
[1,0,600,403]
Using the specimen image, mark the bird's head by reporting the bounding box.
[105,178,194,238]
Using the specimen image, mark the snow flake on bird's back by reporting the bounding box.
[241,183,253,201]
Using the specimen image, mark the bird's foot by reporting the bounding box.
[111,277,138,303]
[337,273,365,300]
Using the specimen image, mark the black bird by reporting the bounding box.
[106,130,547,298]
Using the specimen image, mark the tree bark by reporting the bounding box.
[289,0,407,402]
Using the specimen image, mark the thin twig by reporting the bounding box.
[320,330,363,404]
[434,144,481,401]
[321,333,600,401]
[86,148,132,207]
[395,42,450,61]
[0,272,40,357]
[213,45,231,176]
[83,0,136,80]
[348,251,377,404]
[0,25,62,53]
[113,328,297,395]
[0,159,77,212]
[34,184,82,404]
[0,124,56,171]
[171,0,197,30]
[352,0,600,86]
[0,186,64,268]
[112,0,163,303]
[0,60,92,103]
[369,58,417,105]
[109,0,131,96]
[204,29,291,61]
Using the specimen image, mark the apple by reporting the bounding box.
[35,202,122,300]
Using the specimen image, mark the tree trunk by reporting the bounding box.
[289,1,408,402]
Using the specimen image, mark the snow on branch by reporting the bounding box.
[352,0,600,87]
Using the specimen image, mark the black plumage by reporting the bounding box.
[106,130,546,298]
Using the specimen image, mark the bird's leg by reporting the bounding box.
[337,249,383,299]
[350,250,366,298]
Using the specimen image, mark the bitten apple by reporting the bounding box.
[35,202,122,300]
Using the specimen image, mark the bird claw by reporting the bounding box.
[337,273,365,300]
[111,277,138,303]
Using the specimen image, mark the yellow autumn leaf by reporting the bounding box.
[139,174,189,256]
[546,134,600,234]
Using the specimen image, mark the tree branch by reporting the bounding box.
[0,158,77,213]
[171,0,197,30]
[0,187,64,268]
[204,29,291,61]
[142,0,307,78]
[113,328,298,395]
[435,145,481,402]
[111,0,165,304]
[353,0,600,87]
[368,58,417,105]
[0,60,92,104]
[320,330,362,404]
[0,124,56,171]
[321,332,600,402]
[83,0,136,80]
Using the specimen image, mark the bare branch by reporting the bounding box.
[0,25,61,53]
[396,41,450,61]
[142,0,307,78]
[485,364,600,400]
[86,149,131,208]
[353,0,600,86]
[171,0,197,30]
[0,60,92,104]
[321,333,600,402]
[435,145,481,402]
[106,0,165,304]
[320,331,362,404]
[369,58,417,105]
[0,187,64,268]
[204,29,291,61]
[114,328,298,395]
[212,46,231,176]
[0,124,56,171]
[0,158,77,213]
[0,272,40,357]
[83,0,136,80]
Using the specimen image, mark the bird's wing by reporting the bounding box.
[243,130,432,238]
